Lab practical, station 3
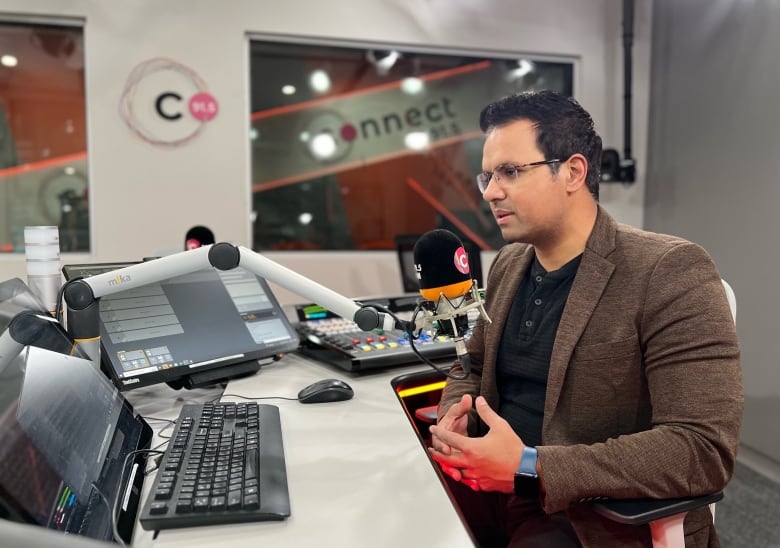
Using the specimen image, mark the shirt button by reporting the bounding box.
[525,320,533,327]
[535,275,543,283]
[534,298,542,305]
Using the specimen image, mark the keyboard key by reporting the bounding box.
[193,497,210,512]
[210,496,226,511]
[244,448,258,480]
[243,493,259,510]
[149,501,168,515]
[227,490,242,510]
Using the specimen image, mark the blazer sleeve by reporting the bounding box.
[537,242,743,514]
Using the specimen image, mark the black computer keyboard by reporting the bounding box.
[139,401,290,531]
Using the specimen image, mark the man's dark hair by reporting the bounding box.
[479,90,602,199]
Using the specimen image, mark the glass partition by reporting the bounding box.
[249,39,574,251]
[0,21,88,253]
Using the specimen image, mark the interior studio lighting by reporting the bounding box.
[309,70,331,94]
[298,212,313,226]
[508,59,535,80]
[1,54,18,67]
[281,84,296,95]
[309,131,337,159]
[401,77,424,95]
[366,50,400,76]
[404,131,430,151]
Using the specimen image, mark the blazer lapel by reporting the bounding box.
[542,207,617,432]
[482,247,534,406]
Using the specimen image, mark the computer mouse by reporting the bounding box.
[297,378,354,404]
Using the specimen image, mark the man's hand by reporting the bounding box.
[431,393,472,456]
[429,396,524,493]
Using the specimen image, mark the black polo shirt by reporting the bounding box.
[496,254,581,447]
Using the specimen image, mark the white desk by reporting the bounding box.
[126,352,474,548]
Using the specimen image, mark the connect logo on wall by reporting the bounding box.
[298,96,458,163]
[119,57,219,147]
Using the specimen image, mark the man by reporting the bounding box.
[429,90,742,547]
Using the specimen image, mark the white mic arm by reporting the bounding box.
[63,243,398,363]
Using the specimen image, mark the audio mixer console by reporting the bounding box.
[293,296,456,372]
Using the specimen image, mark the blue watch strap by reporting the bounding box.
[517,446,538,477]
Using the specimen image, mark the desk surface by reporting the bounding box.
[126,352,474,548]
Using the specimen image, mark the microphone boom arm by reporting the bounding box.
[63,243,398,364]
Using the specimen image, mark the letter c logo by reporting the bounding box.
[155,92,183,120]
[454,247,470,275]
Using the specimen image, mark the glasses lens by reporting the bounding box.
[476,172,490,192]
[496,165,519,180]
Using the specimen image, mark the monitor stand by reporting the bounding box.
[165,355,281,390]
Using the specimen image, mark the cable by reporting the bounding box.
[368,301,469,381]
[142,416,176,441]
[55,276,81,323]
[91,482,126,548]
[108,449,164,545]
[210,393,299,403]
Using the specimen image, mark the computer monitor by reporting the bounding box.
[61,262,300,391]
[394,234,484,294]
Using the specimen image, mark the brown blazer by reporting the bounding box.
[439,206,743,547]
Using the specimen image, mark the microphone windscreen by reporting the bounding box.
[413,229,473,300]
[184,225,215,250]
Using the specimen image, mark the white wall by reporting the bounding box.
[644,0,780,480]
[0,0,652,305]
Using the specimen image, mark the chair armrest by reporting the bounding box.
[414,405,438,424]
[592,491,723,525]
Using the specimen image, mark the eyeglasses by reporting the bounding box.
[475,159,561,193]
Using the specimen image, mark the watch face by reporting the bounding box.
[514,474,540,498]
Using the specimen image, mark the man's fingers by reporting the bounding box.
[463,479,480,491]
[474,396,503,427]
[439,463,463,481]
[430,425,469,451]
[430,435,452,456]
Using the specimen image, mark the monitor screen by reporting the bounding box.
[61,262,300,390]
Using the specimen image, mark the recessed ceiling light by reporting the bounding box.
[404,131,430,151]
[401,77,424,95]
[1,55,18,67]
[309,70,331,94]
[281,84,296,95]
[309,132,337,159]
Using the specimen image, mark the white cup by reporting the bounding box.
[24,226,62,314]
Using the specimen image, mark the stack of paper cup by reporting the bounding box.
[24,226,62,314]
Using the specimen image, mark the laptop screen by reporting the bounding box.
[0,278,152,543]
[62,262,300,390]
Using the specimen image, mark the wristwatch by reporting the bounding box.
[514,446,539,497]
